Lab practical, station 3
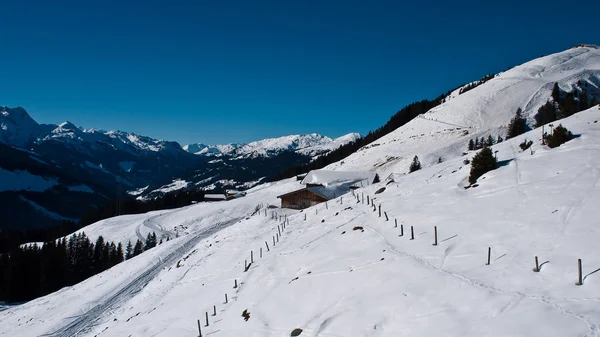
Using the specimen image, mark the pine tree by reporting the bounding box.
[409,155,421,173]
[497,135,503,143]
[544,124,574,148]
[468,146,497,184]
[93,236,105,273]
[474,138,480,149]
[551,82,560,101]
[486,135,495,147]
[125,240,133,260]
[116,243,124,263]
[534,100,557,127]
[468,139,474,151]
[506,108,527,139]
[133,239,144,257]
[145,232,158,250]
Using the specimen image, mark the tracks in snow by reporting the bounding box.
[44,218,241,337]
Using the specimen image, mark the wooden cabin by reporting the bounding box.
[277,169,378,209]
[277,188,328,210]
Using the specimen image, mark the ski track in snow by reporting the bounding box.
[43,218,241,337]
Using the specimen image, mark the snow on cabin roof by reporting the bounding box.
[276,184,349,201]
[301,170,377,187]
[204,194,226,200]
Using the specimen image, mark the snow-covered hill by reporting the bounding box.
[327,45,600,178]
[4,103,600,337]
[183,133,361,159]
[4,46,600,337]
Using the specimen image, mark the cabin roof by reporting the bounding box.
[301,170,376,187]
[276,184,348,201]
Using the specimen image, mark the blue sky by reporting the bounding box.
[1,0,599,145]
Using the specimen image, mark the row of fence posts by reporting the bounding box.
[360,192,589,288]
[197,205,293,336]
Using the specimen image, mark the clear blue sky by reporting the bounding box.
[1,0,598,145]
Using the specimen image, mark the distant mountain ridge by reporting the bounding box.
[183,133,361,159]
[0,106,359,229]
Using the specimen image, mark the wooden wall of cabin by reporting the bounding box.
[280,190,327,209]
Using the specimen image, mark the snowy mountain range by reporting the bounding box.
[183,132,361,159]
[0,107,359,228]
[4,45,600,337]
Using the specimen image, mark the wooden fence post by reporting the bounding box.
[273,235,276,246]
[362,193,364,203]
[486,247,491,265]
[304,213,307,221]
[409,226,414,240]
[326,201,328,209]
[534,256,539,272]
[234,279,237,288]
[367,196,369,205]
[265,241,270,252]
[400,224,404,236]
[384,212,389,221]
[433,226,438,246]
[225,293,228,304]
[378,205,381,217]
[205,312,209,327]
[198,319,202,337]
[260,247,263,258]
[213,305,217,316]
[251,251,253,263]
[394,219,397,228]
[577,259,583,285]
[276,233,279,242]
[244,259,247,271]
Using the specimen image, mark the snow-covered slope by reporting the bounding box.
[4,105,600,337]
[183,133,361,159]
[327,46,600,178]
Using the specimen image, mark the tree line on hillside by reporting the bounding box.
[269,92,458,181]
[468,135,503,151]
[0,231,161,303]
[458,74,495,95]
[0,188,205,254]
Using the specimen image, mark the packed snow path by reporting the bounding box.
[45,218,241,337]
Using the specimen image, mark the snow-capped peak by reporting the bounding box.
[183,133,361,159]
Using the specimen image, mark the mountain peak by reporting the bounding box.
[0,106,41,147]
[183,133,359,159]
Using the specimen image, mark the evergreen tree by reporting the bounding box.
[133,239,144,257]
[409,155,421,173]
[468,139,475,151]
[468,146,497,184]
[486,135,495,147]
[474,138,480,149]
[497,135,503,143]
[93,236,105,273]
[116,243,124,263]
[534,100,557,127]
[144,232,157,250]
[560,92,578,118]
[551,82,560,101]
[544,124,574,148]
[578,87,589,111]
[506,108,527,139]
[125,240,133,260]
